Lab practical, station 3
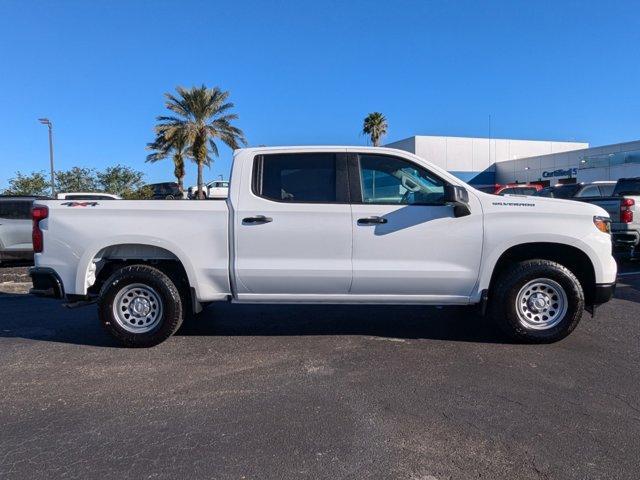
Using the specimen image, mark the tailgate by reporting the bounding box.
[586,198,620,222]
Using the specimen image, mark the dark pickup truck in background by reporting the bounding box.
[578,178,640,260]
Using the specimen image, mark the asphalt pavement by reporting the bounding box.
[1,267,639,479]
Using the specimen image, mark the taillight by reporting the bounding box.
[32,205,48,253]
[621,198,634,224]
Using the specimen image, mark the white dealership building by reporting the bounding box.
[386,135,640,186]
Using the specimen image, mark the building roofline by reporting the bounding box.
[386,134,589,144]
[515,138,640,161]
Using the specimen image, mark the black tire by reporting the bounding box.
[165,194,175,200]
[98,264,184,347]
[489,260,584,343]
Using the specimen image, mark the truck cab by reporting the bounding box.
[29,146,617,347]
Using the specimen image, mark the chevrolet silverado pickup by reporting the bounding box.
[578,177,640,259]
[29,146,617,347]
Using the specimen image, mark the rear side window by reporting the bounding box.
[0,200,33,219]
[254,153,341,203]
[575,185,601,198]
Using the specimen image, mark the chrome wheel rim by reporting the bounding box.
[515,278,568,330]
[112,283,163,333]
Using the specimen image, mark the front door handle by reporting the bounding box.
[243,215,273,224]
[357,216,388,225]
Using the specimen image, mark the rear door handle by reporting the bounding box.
[357,216,388,225]
[243,215,273,224]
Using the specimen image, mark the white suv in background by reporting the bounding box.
[56,192,121,200]
[188,180,229,199]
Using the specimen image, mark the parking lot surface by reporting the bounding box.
[1,268,639,479]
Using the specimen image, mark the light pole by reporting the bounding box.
[38,118,55,197]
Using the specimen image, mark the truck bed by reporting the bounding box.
[34,200,231,301]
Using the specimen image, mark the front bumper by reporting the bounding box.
[593,282,616,305]
[29,267,64,299]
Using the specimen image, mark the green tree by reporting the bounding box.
[154,85,247,199]
[97,164,146,197]
[56,167,98,193]
[362,112,388,147]
[2,171,50,196]
[145,131,190,193]
[121,184,154,200]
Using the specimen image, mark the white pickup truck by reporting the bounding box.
[29,146,617,347]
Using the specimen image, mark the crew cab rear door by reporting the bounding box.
[232,151,352,299]
[347,151,483,300]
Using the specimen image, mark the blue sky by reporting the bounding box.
[1,0,639,188]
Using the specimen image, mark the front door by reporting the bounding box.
[349,152,483,300]
[233,151,353,298]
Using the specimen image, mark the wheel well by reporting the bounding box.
[489,243,596,305]
[86,244,193,310]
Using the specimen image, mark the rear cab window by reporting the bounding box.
[613,178,640,196]
[0,200,33,220]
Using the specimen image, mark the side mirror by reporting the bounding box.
[444,185,471,217]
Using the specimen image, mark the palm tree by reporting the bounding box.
[362,112,388,147]
[154,85,247,199]
[145,131,189,193]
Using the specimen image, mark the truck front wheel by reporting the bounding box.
[98,265,184,347]
[490,260,584,343]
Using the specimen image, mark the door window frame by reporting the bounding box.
[346,153,449,206]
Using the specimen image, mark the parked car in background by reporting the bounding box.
[30,146,616,347]
[147,182,183,199]
[496,183,543,196]
[188,180,229,199]
[57,192,121,200]
[0,196,48,265]
[578,178,640,260]
[534,181,616,200]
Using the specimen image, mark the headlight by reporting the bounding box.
[593,216,611,234]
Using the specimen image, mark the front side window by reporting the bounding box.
[358,155,445,205]
[255,153,338,203]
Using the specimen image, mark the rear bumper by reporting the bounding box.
[593,282,616,305]
[0,249,34,262]
[28,267,64,299]
[612,230,640,258]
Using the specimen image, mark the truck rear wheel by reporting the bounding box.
[489,260,584,343]
[98,265,184,347]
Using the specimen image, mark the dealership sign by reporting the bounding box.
[542,167,577,178]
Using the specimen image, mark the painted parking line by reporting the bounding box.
[617,271,640,277]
